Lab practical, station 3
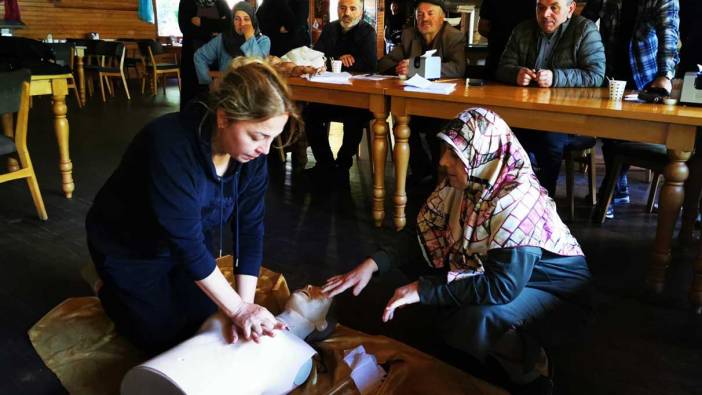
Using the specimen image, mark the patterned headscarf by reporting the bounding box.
[194,0,216,7]
[416,108,583,281]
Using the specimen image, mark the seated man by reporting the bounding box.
[496,0,605,198]
[303,0,377,182]
[582,0,679,218]
[378,0,466,185]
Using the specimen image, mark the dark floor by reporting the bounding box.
[1,87,701,395]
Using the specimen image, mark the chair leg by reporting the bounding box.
[25,174,48,220]
[595,160,623,223]
[121,72,131,100]
[176,71,182,91]
[98,73,107,102]
[152,69,158,95]
[162,75,167,95]
[565,151,576,221]
[646,172,662,213]
[588,149,597,205]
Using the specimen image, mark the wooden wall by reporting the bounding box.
[1,0,156,40]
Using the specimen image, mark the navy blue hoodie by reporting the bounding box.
[86,104,267,280]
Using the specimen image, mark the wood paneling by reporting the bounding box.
[1,0,156,40]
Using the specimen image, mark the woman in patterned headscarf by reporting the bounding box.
[324,108,591,389]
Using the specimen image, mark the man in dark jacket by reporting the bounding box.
[256,0,310,57]
[303,0,377,182]
[496,0,605,198]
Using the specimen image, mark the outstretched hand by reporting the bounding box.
[382,281,420,322]
[228,302,287,343]
[322,258,378,298]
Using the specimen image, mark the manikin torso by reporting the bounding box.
[121,285,332,395]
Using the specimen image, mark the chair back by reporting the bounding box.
[0,69,31,115]
[137,39,163,66]
[48,42,76,69]
[95,41,125,69]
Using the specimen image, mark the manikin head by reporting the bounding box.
[535,0,576,35]
[285,285,333,332]
[338,0,364,31]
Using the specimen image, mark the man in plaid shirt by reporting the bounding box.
[582,0,680,218]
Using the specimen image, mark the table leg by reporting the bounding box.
[2,113,19,172]
[393,114,410,231]
[647,149,690,293]
[372,111,388,227]
[76,54,86,106]
[51,84,74,198]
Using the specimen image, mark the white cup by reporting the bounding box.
[608,80,627,101]
[331,60,342,73]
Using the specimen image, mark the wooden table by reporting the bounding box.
[286,77,392,226]
[29,74,75,198]
[386,82,702,305]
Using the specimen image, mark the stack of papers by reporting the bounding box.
[308,71,352,84]
[403,74,456,94]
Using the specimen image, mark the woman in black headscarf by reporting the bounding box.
[178,0,231,108]
[194,1,271,87]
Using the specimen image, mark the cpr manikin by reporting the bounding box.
[121,285,333,395]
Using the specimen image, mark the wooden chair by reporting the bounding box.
[48,42,82,108]
[0,69,48,220]
[593,142,666,223]
[95,41,130,101]
[137,40,181,95]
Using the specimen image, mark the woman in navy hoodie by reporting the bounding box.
[86,59,299,353]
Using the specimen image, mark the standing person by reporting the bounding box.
[85,60,300,353]
[178,0,231,109]
[385,0,407,49]
[303,0,377,182]
[495,0,605,198]
[378,0,466,185]
[582,0,680,218]
[478,0,535,80]
[194,1,271,87]
[257,0,310,57]
[324,108,591,393]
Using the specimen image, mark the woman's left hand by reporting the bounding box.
[382,281,420,322]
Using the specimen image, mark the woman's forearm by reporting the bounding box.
[196,267,244,317]
[235,274,258,303]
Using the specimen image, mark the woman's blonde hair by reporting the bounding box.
[210,57,301,147]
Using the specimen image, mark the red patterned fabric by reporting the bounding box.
[4,0,21,21]
[417,108,583,278]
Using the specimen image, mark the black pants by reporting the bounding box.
[408,116,448,179]
[88,243,217,354]
[180,39,209,110]
[303,103,372,169]
[513,129,595,197]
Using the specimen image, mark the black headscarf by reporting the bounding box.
[222,1,260,58]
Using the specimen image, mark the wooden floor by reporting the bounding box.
[1,85,701,394]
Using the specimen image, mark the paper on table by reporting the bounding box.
[308,71,352,84]
[404,73,432,88]
[343,345,386,395]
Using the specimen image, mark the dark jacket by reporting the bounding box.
[314,20,377,73]
[496,15,606,88]
[86,104,268,281]
[378,22,466,78]
[257,0,310,56]
[178,0,231,44]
